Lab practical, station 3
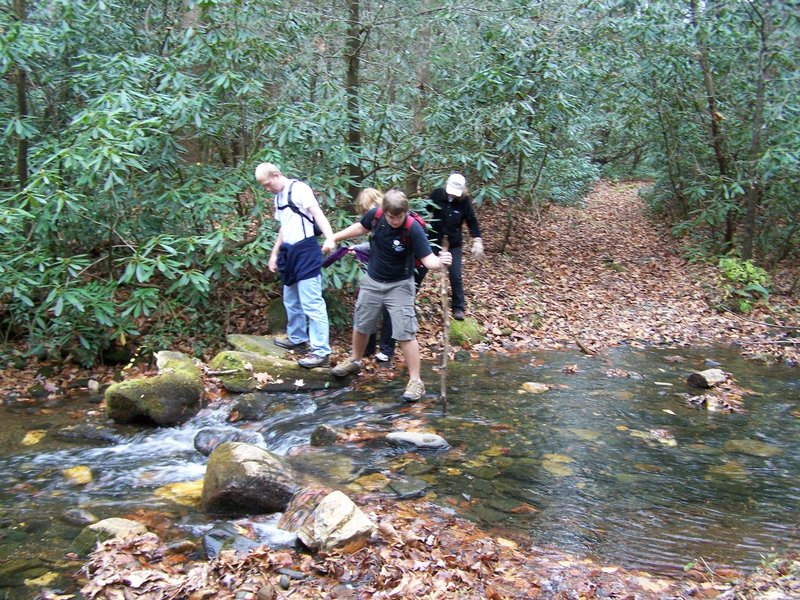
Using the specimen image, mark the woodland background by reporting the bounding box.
[1,0,798,366]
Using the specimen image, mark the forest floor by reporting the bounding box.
[414,178,799,366]
[13,180,800,598]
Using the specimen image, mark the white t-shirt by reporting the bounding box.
[273,179,320,245]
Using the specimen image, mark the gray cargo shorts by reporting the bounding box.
[353,274,418,341]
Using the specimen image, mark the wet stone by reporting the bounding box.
[0,562,49,587]
[466,465,501,480]
[61,508,99,527]
[487,496,525,514]
[228,393,274,421]
[193,428,264,456]
[203,522,262,559]
[310,424,341,446]
[470,503,508,524]
[54,424,121,446]
[500,458,542,483]
[385,432,449,450]
[468,479,496,497]
[402,461,434,477]
[388,476,428,499]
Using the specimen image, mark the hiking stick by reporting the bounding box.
[440,238,450,415]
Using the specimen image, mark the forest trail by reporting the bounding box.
[413,179,798,365]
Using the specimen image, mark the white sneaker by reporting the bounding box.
[374,352,390,362]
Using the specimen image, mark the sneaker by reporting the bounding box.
[298,353,329,369]
[274,337,308,351]
[331,358,363,377]
[452,309,465,321]
[402,378,425,402]
[374,352,390,362]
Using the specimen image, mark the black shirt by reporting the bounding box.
[428,187,482,249]
[360,208,433,282]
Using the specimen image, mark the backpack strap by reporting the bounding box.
[277,180,321,238]
[372,207,419,275]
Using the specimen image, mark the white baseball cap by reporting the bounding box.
[445,173,466,197]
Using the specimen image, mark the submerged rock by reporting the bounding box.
[193,427,264,456]
[310,424,342,446]
[61,508,99,527]
[388,476,428,499]
[53,423,121,446]
[202,521,263,559]
[723,439,782,458]
[154,480,204,507]
[520,382,549,394]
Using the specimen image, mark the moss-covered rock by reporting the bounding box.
[208,350,336,393]
[226,334,287,357]
[450,317,486,346]
[105,351,203,426]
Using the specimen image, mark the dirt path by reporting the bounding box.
[412,179,798,366]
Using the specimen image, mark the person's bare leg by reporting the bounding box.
[352,330,370,361]
[397,339,420,380]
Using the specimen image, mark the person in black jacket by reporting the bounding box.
[426,173,484,320]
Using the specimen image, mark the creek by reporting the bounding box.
[1,344,798,598]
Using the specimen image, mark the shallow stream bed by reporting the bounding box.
[0,345,797,598]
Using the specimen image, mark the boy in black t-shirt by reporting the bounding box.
[328,190,452,402]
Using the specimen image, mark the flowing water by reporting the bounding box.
[1,345,798,597]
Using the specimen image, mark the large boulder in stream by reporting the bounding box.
[202,442,299,515]
[104,351,204,426]
[207,334,340,393]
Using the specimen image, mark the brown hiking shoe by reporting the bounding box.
[331,358,362,377]
[402,378,425,402]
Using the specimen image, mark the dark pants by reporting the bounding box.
[416,244,464,311]
[364,308,394,357]
[447,244,465,311]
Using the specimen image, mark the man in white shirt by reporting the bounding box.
[255,162,336,368]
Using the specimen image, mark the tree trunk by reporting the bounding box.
[14,0,28,190]
[657,105,688,219]
[344,0,364,201]
[689,0,735,252]
[405,29,431,198]
[741,1,772,261]
[499,154,525,255]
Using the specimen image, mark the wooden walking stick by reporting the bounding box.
[440,238,450,415]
